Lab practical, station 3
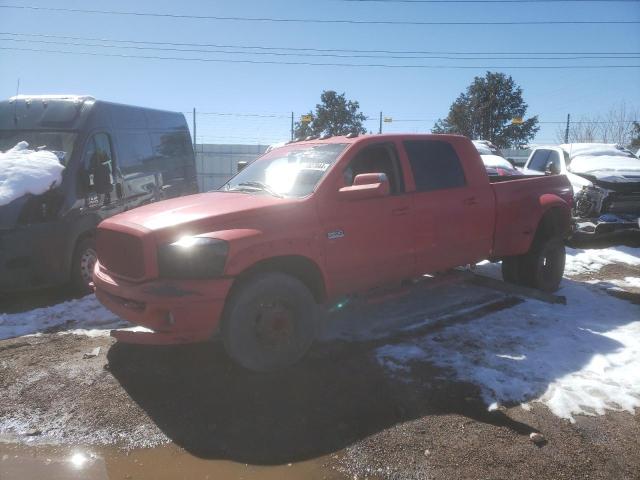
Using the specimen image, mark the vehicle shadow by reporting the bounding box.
[106,274,634,465]
[106,339,536,465]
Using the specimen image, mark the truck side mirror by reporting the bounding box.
[545,161,561,176]
[237,161,248,172]
[338,173,390,200]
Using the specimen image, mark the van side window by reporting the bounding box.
[118,132,153,175]
[150,132,191,172]
[404,140,466,192]
[528,149,551,172]
[343,143,404,195]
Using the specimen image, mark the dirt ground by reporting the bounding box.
[1,233,639,479]
[1,314,639,478]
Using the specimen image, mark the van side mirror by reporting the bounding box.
[338,173,390,200]
[545,161,561,175]
[93,162,113,194]
[237,161,248,172]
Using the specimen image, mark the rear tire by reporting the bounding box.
[221,272,318,372]
[519,238,566,292]
[70,237,97,296]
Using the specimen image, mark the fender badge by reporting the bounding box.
[327,229,345,240]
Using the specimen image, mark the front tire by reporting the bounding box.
[70,237,97,296]
[221,272,318,372]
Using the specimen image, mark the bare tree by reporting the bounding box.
[556,102,639,147]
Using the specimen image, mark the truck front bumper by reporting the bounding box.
[93,261,234,344]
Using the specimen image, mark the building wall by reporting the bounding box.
[195,143,269,192]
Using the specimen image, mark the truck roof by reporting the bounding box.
[285,133,469,147]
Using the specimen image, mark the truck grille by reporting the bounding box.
[603,193,640,215]
[96,229,146,280]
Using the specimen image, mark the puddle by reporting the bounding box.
[0,442,344,480]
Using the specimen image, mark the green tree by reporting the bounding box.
[294,91,367,139]
[432,72,539,148]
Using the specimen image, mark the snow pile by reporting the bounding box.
[0,141,65,207]
[560,143,630,159]
[377,248,640,422]
[564,246,640,276]
[0,295,127,340]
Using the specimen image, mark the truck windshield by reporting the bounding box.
[0,130,78,165]
[222,143,347,198]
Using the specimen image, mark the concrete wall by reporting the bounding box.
[195,144,269,192]
[502,148,532,167]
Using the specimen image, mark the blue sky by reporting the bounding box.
[0,0,639,145]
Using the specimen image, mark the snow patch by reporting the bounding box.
[376,248,640,422]
[564,246,640,276]
[0,295,128,340]
[0,142,65,206]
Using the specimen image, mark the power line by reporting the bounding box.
[0,5,638,25]
[2,32,636,57]
[4,36,639,61]
[342,0,639,3]
[4,46,639,69]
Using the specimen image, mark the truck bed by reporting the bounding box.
[489,174,573,258]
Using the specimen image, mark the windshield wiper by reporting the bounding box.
[233,181,284,198]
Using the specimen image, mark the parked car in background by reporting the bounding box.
[472,140,522,177]
[522,143,640,236]
[94,134,572,371]
[0,95,198,294]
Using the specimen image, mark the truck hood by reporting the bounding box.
[569,155,640,177]
[102,191,300,236]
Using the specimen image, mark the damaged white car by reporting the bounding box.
[523,143,640,236]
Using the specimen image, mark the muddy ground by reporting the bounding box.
[1,233,639,479]
[1,311,639,478]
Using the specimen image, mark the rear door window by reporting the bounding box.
[403,140,466,192]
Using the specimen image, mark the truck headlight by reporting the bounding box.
[158,236,229,279]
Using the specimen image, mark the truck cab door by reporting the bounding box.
[80,132,124,216]
[317,142,414,296]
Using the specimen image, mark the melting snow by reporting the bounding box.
[377,247,640,422]
[0,295,127,340]
[0,141,65,206]
[564,246,640,276]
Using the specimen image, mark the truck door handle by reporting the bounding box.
[463,197,478,206]
[392,206,409,216]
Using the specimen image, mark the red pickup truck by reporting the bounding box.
[94,134,573,371]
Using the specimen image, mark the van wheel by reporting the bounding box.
[519,238,566,292]
[221,272,318,372]
[71,237,97,296]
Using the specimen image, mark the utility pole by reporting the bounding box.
[379,111,383,134]
[564,113,571,143]
[192,107,197,153]
[291,112,294,141]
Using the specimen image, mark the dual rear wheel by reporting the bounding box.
[501,237,566,292]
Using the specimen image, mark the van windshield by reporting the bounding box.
[0,130,78,165]
[221,143,347,198]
